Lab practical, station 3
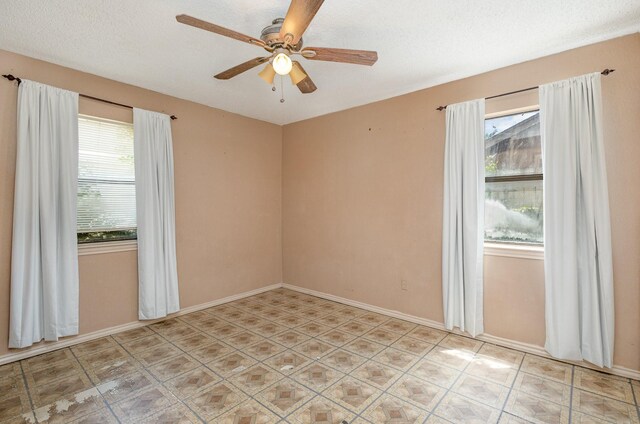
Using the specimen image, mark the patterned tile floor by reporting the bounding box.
[1,288,639,423]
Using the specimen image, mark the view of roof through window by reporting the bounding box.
[484,111,543,244]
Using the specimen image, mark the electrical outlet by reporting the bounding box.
[401,280,408,291]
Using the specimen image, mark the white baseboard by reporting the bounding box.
[281,283,640,381]
[5,281,638,381]
[0,283,282,366]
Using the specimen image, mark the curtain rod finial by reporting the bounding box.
[170,115,177,120]
[2,74,22,85]
[436,105,447,111]
[601,68,615,76]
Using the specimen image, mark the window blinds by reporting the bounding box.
[77,116,136,234]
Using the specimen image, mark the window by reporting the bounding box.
[77,116,136,243]
[484,110,543,244]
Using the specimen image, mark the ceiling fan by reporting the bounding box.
[176,0,378,94]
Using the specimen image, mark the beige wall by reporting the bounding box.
[1,34,638,372]
[282,34,640,371]
[0,49,283,356]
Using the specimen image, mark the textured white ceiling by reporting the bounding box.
[1,1,639,124]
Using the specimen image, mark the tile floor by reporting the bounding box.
[1,288,639,423]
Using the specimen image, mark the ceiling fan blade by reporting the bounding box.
[289,61,315,93]
[176,14,266,48]
[215,57,270,80]
[302,47,378,66]
[296,66,317,94]
[279,0,324,45]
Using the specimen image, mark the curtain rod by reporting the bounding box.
[435,68,616,111]
[2,74,177,120]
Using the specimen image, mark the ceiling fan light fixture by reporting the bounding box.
[258,63,276,84]
[289,61,308,85]
[272,52,292,75]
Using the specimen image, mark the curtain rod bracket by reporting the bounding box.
[435,68,616,111]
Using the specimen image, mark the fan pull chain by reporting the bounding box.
[280,76,285,103]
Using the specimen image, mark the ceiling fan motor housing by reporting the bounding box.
[260,18,303,50]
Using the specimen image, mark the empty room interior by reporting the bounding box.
[1,1,639,423]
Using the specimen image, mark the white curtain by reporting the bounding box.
[442,99,485,337]
[134,108,180,320]
[9,81,79,348]
[540,73,614,368]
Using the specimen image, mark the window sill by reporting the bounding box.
[484,242,543,260]
[78,240,137,256]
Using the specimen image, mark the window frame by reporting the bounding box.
[483,106,544,253]
[76,114,138,250]
[78,239,137,255]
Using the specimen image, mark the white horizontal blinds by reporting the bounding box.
[77,116,136,233]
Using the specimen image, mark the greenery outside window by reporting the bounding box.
[485,110,543,245]
[77,116,136,243]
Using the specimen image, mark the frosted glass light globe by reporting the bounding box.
[272,53,293,75]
